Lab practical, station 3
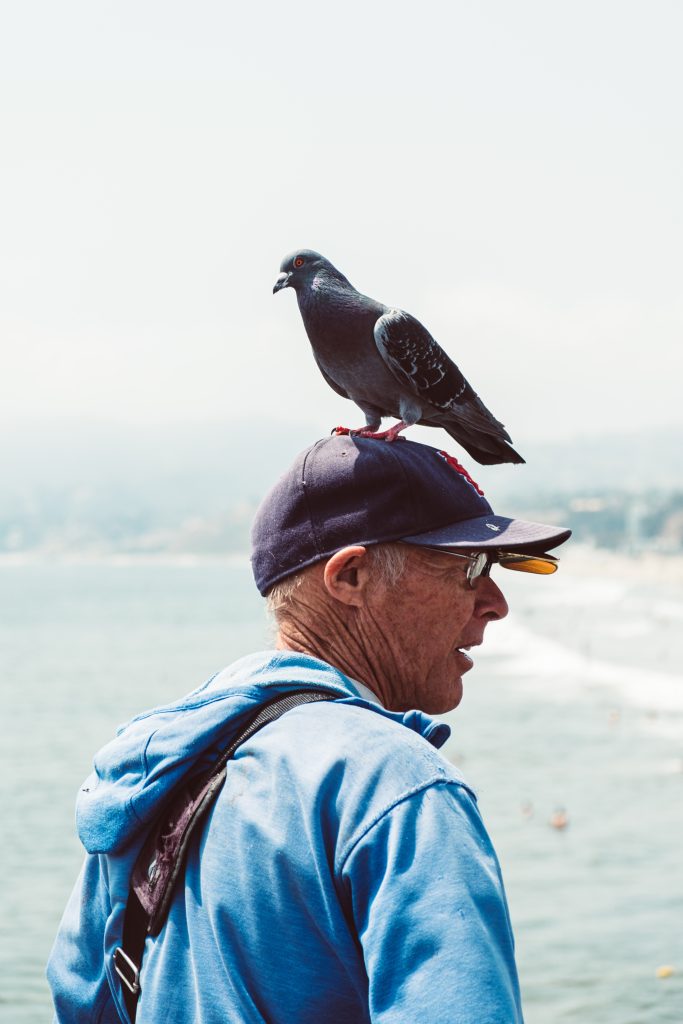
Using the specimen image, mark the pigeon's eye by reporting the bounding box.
[294,256,305,268]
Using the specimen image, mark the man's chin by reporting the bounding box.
[421,677,464,716]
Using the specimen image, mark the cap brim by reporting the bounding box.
[402,515,571,553]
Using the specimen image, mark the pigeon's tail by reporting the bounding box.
[443,423,526,465]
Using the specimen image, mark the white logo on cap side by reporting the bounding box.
[485,523,501,532]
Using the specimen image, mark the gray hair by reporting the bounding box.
[265,542,409,620]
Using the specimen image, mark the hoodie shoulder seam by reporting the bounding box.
[339,777,476,869]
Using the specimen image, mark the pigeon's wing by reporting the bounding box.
[374,309,511,439]
[312,354,350,400]
[374,309,471,408]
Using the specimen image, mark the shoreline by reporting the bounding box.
[1,544,683,583]
[0,552,251,569]
[559,544,683,584]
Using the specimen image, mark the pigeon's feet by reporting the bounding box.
[356,421,409,443]
[331,424,408,442]
[331,424,380,437]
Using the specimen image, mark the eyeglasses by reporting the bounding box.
[420,547,559,588]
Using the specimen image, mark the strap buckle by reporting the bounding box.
[113,946,141,995]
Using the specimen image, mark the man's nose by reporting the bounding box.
[475,576,509,621]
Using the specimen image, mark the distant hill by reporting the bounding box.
[1,419,681,555]
[478,426,682,501]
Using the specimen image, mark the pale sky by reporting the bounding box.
[1,0,681,443]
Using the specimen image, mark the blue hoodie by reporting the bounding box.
[48,651,523,1023]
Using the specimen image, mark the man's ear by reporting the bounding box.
[323,546,371,607]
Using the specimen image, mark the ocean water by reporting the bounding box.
[1,559,682,1022]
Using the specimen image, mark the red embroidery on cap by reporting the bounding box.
[436,450,485,496]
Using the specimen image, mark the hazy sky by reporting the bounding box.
[2,0,681,443]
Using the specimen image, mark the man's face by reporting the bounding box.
[363,546,509,714]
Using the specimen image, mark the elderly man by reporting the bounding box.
[49,435,570,1023]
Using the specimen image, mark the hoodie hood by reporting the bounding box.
[77,650,451,855]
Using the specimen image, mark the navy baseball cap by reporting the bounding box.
[250,434,571,595]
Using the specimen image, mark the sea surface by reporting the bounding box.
[1,557,682,1022]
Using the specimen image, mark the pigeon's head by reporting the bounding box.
[273,249,335,294]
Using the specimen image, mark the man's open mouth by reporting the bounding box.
[455,645,474,665]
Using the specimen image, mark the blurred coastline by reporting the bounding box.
[2,419,683,567]
[563,545,683,584]
[3,543,683,583]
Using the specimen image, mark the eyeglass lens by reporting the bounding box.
[467,552,493,584]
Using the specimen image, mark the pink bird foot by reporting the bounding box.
[332,423,407,442]
[331,425,379,436]
[355,421,409,443]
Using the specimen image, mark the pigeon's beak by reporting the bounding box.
[273,272,291,294]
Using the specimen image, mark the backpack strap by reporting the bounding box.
[112,687,339,1022]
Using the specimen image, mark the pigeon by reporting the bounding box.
[273,249,524,465]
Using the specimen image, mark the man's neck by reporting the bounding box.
[275,628,385,708]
